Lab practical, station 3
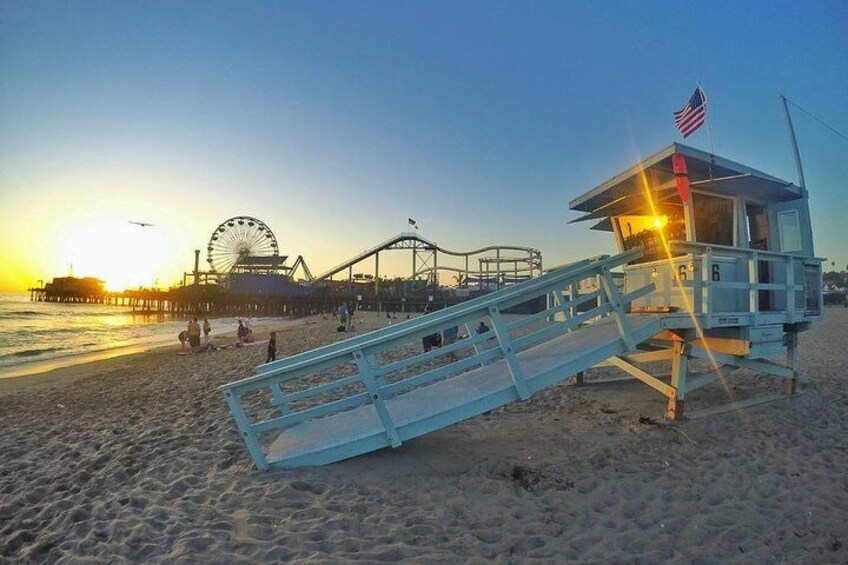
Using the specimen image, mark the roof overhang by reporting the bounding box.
[233,255,289,268]
[569,143,801,217]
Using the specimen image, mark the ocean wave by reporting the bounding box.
[0,310,43,318]
[4,347,65,359]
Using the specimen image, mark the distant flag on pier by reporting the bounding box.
[674,85,707,138]
[408,218,419,230]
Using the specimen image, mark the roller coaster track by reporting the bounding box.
[311,232,542,285]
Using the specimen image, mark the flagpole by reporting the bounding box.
[779,95,807,197]
[698,82,716,155]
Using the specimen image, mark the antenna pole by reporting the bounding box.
[698,82,716,155]
[780,95,807,196]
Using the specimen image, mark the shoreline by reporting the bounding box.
[0,316,311,390]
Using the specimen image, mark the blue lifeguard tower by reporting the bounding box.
[220,143,823,470]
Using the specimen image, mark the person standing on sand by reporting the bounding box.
[187,318,201,352]
[338,304,348,330]
[346,302,356,331]
[203,318,211,345]
[266,331,277,363]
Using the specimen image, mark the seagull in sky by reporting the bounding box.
[128,220,155,227]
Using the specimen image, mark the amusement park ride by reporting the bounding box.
[220,141,825,471]
[183,216,313,289]
[185,215,543,295]
[311,233,543,291]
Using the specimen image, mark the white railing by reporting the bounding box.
[220,248,655,470]
[669,241,824,327]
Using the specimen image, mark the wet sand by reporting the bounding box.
[1,309,846,563]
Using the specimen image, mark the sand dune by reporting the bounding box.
[1,310,846,563]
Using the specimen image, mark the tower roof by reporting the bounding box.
[569,143,800,231]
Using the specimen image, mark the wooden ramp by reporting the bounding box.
[268,314,663,467]
[220,249,662,471]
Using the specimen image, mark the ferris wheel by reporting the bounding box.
[206,216,279,274]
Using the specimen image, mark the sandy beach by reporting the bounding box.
[1,309,846,563]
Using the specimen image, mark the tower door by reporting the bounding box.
[745,203,771,310]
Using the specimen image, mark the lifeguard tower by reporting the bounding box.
[219,143,823,470]
[569,142,824,418]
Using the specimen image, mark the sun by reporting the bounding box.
[58,217,173,290]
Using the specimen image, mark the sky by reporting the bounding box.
[1,1,846,291]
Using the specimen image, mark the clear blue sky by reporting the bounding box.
[2,1,846,288]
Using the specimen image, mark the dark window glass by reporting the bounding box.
[693,193,734,246]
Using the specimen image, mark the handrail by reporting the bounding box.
[221,251,639,392]
[667,241,822,324]
[220,247,660,471]
[669,241,825,262]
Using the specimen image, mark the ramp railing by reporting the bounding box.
[220,248,655,470]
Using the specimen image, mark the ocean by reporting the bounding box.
[0,293,274,376]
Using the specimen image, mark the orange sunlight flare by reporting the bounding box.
[634,164,744,417]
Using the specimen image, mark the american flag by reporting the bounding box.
[674,86,707,138]
[408,218,418,230]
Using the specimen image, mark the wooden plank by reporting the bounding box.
[620,349,675,363]
[253,392,371,433]
[222,390,269,471]
[512,303,610,352]
[685,366,736,393]
[276,375,361,405]
[688,337,750,356]
[507,290,601,331]
[270,384,291,415]
[488,306,530,400]
[600,268,635,350]
[385,348,502,396]
[353,350,401,448]
[686,392,805,420]
[524,316,664,395]
[607,356,675,398]
[687,346,794,379]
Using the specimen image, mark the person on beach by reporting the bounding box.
[178,330,188,351]
[338,304,348,328]
[476,321,490,335]
[203,318,211,345]
[422,332,442,352]
[347,302,356,331]
[266,331,277,363]
[187,318,201,352]
[237,319,249,345]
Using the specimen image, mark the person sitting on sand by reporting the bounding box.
[237,320,248,344]
[203,318,211,345]
[422,332,442,352]
[476,321,490,335]
[187,318,202,352]
[266,331,277,363]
